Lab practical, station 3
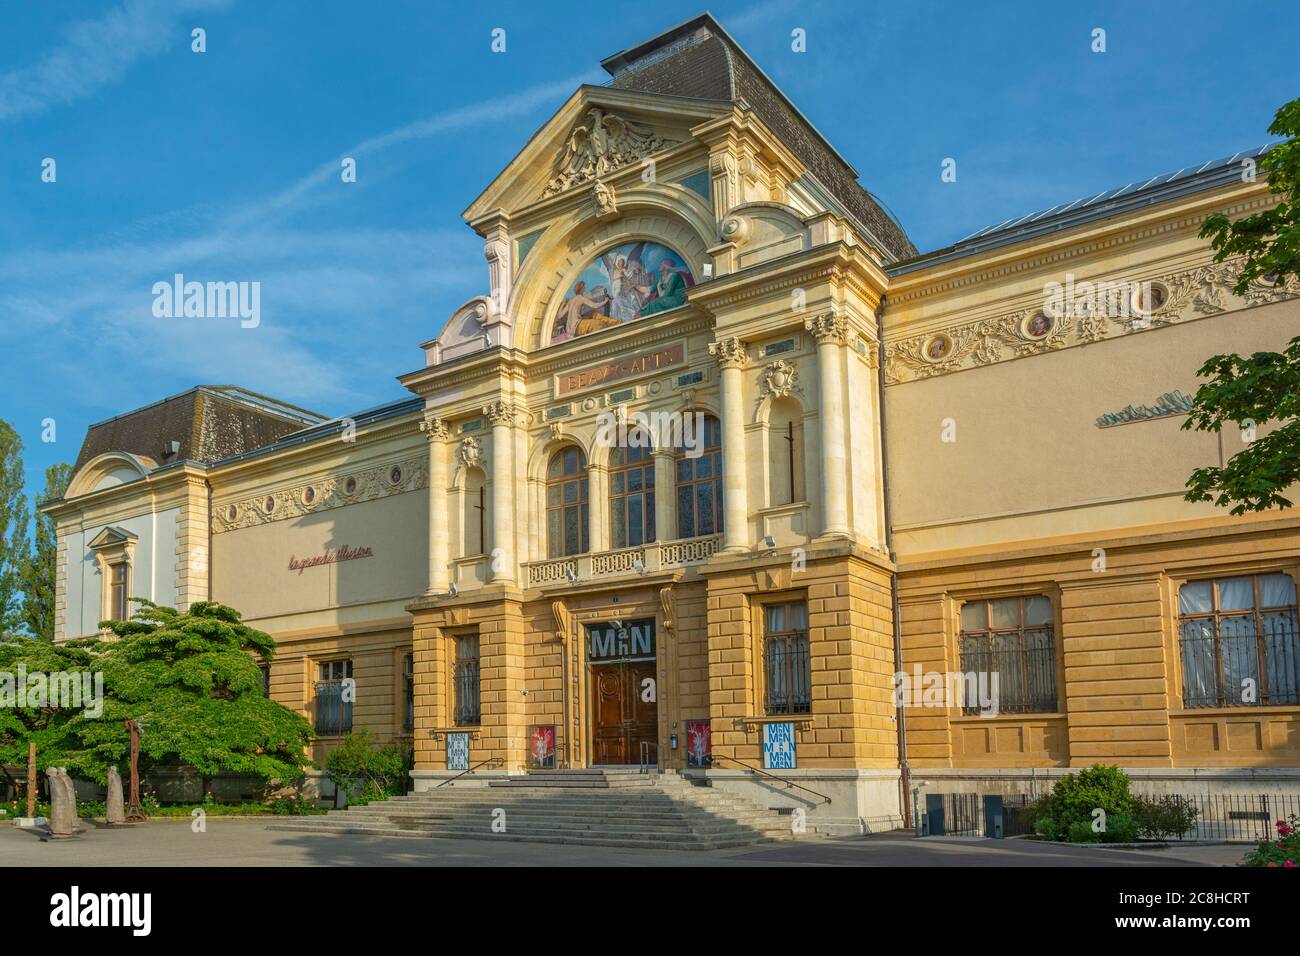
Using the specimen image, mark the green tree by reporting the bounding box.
[64,601,315,791]
[2,601,314,795]
[0,636,100,794]
[19,463,73,641]
[1186,97,1300,514]
[0,420,28,634]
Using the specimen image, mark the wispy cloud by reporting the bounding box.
[2,72,593,413]
[0,0,232,122]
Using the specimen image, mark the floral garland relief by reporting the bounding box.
[213,456,428,534]
[883,258,1299,385]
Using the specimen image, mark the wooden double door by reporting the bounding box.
[590,659,658,766]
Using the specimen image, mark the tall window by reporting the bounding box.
[609,430,655,549]
[959,596,1057,714]
[403,653,415,732]
[546,446,588,558]
[465,468,486,555]
[108,562,129,620]
[768,398,803,505]
[1178,573,1300,708]
[764,603,810,715]
[315,660,353,735]
[676,415,723,539]
[454,635,481,726]
[260,664,271,698]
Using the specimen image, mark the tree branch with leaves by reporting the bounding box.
[1185,97,1300,514]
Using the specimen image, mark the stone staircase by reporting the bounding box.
[268,769,808,850]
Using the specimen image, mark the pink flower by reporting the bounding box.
[1284,860,1296,868]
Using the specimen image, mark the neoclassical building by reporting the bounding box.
[47,14,1300,831]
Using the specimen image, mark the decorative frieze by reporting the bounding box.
[213,455,427,534]
[884,258,1300,385]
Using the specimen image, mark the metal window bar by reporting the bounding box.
[403,654,414,733]
[958,630,1057,714]
[454,639,480,726]
[314,681,351,735]
[764,632,811,715]
[1178,580,1300,707]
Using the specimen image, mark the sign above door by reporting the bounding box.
[586,619,656,663]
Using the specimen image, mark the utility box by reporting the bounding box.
[925,794,946,836]
[983,795,1004,838]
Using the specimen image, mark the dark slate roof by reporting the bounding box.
[890,144,1277,276]
[74,386,326,472]
[601,13,917,263]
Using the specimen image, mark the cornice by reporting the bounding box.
[690,243,884,313]
[43,462,209,517]
[886,188,1276,306]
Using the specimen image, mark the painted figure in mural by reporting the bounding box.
[602,243,652,322]
[639,258,689,315]
[552,280,611,342]
[550,240,695,344]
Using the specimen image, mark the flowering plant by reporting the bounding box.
[1242,814,1299,867]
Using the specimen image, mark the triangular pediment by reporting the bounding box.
[88,526,138,550]
[463,85,730,225]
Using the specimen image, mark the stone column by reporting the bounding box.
[483,400,516,584]
[709,336,750,552]
[653,448,676,543]
[419,414,451,594]
[805,313,851,538]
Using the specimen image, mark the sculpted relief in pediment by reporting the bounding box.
[543,108,677,197]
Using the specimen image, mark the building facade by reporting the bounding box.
[46,15,1300,832]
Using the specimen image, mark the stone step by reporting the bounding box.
[323,810,789,836]
[268,820,776,850]
[279,772,808,850]
[383,794,762,811]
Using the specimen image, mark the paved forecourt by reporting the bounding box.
[0,819,1238,867]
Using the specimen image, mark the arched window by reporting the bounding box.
[546,446,589,558]
[464,467,486,556]
[768,397,804,506]
[609,430,655,549]
[676,414,722,539]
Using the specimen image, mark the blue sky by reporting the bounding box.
[2,0,1297,506]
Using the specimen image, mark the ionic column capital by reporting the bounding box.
[709,336,749,370]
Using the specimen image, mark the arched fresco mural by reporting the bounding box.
[549,240,694,344]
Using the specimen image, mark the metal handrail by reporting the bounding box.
[434,756,504,789]
[707,752,832,805]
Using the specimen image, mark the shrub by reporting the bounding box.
[1034,764,1137,842]
[324,730,412,802]
[1242,814,1299,867]
[1133,795,1200,840]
